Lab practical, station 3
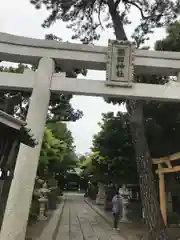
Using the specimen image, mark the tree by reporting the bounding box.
[143,21,180,159]
[80,152,107,182]
[31,0,180,238]
[91,103,180,182]
[78,154,87,164]
[38,122,78,180]
[155,20,180,52]
[92,112,137,184]
[38,127,67,178]
[48,121,78,173]
[48,121,75,151]
[144,102,180,158]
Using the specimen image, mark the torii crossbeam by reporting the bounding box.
[1,67,180,102]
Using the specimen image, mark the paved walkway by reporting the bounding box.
[55,193,125,240]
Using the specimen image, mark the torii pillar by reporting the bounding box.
[0,57,55,240]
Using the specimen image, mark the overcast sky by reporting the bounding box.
[0,0,167,154]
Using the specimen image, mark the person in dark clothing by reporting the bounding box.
[112,191,123,230]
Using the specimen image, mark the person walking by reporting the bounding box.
[112,190,123,231]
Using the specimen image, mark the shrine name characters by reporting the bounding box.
[106,40,135,88]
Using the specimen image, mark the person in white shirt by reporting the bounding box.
[112,191,123,230]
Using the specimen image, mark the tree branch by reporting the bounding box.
[114,0,121,9]
[98,0,104,29]
[126,0,147,19]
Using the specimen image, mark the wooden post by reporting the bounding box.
[159,173,167,225]
[153,152,180,226]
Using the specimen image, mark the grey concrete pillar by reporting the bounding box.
[0,57,55,240]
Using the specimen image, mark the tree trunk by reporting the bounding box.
[108,1,169,238]
[127,100,168,239]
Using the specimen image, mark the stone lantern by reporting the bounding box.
[96,182,106,205]
[120,185,131,223]
[38,182,50,221]
[38,197,48,221]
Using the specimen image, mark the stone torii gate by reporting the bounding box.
[1,32,180,239]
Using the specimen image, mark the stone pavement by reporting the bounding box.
[84,198,147,239]
[55,192,125,240]
[38,197,65,240]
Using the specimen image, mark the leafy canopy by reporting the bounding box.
[80,112,137,184]
[91,112,137,183]
[80,151,108,182]
[31,0,180,43]
[144,21,180,158]
[38,122,77,178]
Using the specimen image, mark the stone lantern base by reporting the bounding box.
[38,197,48,221]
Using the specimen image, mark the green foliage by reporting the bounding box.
[31,0,180,43]
[48,121,78,174]
[144,102,180,158]
[90,102,180,184]
[47,121,75,151]
[155,20,180,52]
[38,127,66,176]
[80,152,108,182]
[78,154,87,164]
[143,21,180,158]
[38,122,77,179]
[91,112,137,184]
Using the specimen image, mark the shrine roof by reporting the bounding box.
[0,110,37,147]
